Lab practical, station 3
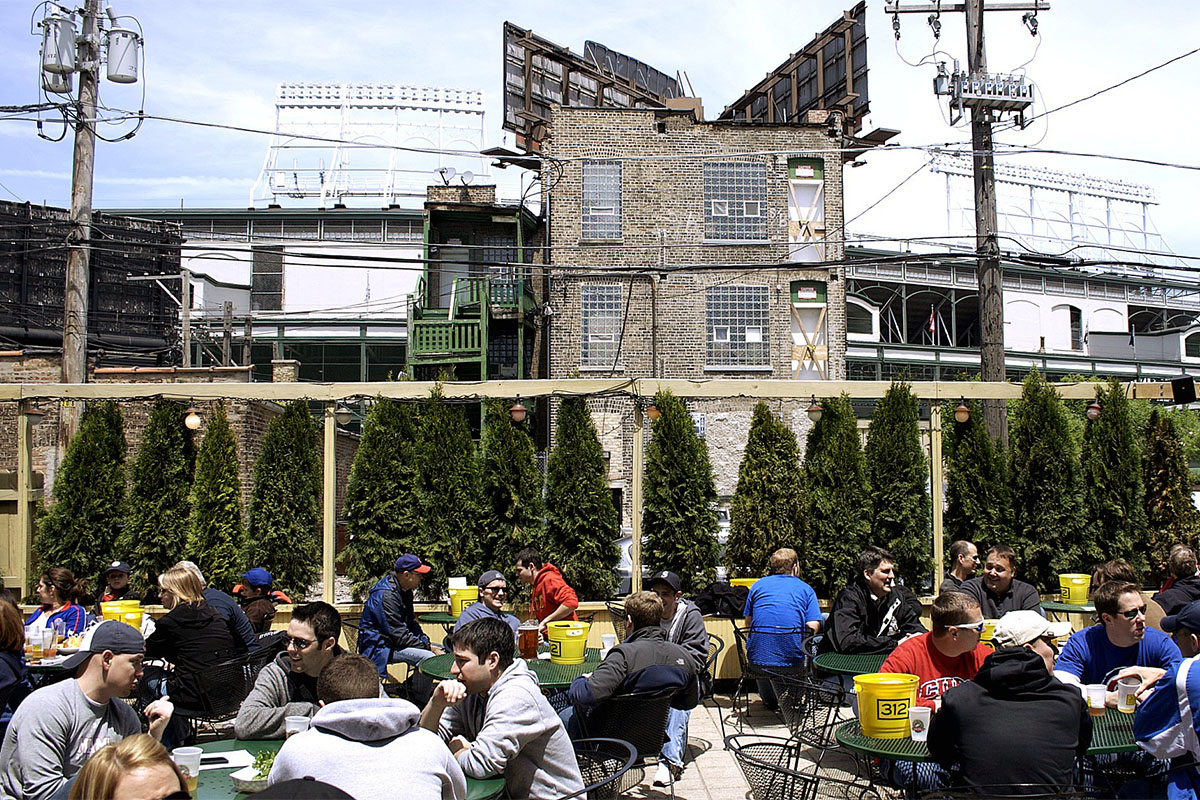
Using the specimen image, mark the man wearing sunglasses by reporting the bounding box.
[1054,580,1182,708]
[928,610,1089,795]
[455,571,520,636]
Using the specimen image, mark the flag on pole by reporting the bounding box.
[927,304,936,335]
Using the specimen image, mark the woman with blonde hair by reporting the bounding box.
[69,733,188,800]
[145,565,246,748]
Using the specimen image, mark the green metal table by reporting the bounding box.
[197,739,505,800]
[1041,601,1096,627]
[813,652,887,676]
[834,711,1137,762]
[420,649,604,689]
[420,611,460,636]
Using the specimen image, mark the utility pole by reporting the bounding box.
[222,301,233,366]
[180,267,191,367]
[886,0,1047,447]
[60,0,101,439]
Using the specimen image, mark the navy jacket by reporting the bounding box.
[359,574,431,675]
[203,587,259,651]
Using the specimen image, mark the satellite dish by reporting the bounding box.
[435,166,456,185]
[460,171,474,185]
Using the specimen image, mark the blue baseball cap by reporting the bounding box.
[1162,599,1200,634]
[394,554,431,574]
[241,568,273,588]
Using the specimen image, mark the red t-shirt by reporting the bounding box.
[530,563,579,622]
[880,632,991,709]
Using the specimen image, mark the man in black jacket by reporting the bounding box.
[563,591,697,742]
[821,546,925,655]
[1154,546,1200,616]
[928,610,1090,795]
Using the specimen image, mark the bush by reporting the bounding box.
[544,397,620,600]
[1081,378,1149,573]
[1143,409,1200,581]
[120,400,196,594]
[478,399,544,588]
[726,402,804,578]
[642,390,719,593]
[185,402,245,594]
[865,381,931,587]
[245,401,322,598]
[1008,369,1086,591]
[411,388,485,597]
[943,398,1011,559]
[342,397,421,600]
[802,394,870,597]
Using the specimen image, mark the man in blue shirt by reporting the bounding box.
[455,570,520,636]
[1055,580,1182,707]
[743,548,822,707]
[1134,599,1200,799]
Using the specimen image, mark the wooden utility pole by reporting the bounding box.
[222,301,233,366]
[965,0,1007,446]
[61,0,101,440]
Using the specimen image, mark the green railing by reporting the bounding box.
[408,319,483,358]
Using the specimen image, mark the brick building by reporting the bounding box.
[543,105,848,518]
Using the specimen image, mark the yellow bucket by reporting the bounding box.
[980,619,1000,650]
[1059,574,1092,605]
[853,673,918,738]
[448,586,479,618]
[730,578,758,589]
[547,621,590,665]
[100,601,143,629]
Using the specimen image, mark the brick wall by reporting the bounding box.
[542,107,847,516]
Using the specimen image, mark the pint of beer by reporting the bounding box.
[518,621,539,660]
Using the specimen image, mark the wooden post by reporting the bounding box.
[222,301,233,366]
[322,403,337,603]
[14,403,34,593]
[930,402,944,594]
[181,268,191,368]
[631,402,644,593]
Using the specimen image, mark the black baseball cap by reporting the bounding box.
[648,570,682,593]
[105,561,132,576]
[1163,599,1200,634]
[61,620,146,670]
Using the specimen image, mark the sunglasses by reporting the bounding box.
[483,586,508,594]
[1117,605,1148,620]
[285,636,316,650]
[951,620,986,633]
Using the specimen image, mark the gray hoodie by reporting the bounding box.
[270,698,466,800]
[438,659,583,800]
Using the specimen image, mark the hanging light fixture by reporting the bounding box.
[334,405,353,426]
[646,401,661,421]
[806,395,823,423]
[1086,399,1101,421]
[509,397,527,424]
[184,404,202,430]
[23,405,45,426]
[954,398,970,424]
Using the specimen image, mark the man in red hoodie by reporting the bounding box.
[515,548,578,633]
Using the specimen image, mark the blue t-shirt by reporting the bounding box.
[743,574,822,667]
[1055,624,1182,685]
[453,601,520,635]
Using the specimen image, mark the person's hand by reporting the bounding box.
[144,695,174,741]
[434,679,467,707]
[431,644,445,656]
[1109,666,1165,700]
[448,735,471,756]
[1104,690,1119,708]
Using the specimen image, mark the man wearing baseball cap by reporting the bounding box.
[647,570,708,787]
[97,560,140,609]
[454,570,519,636]
[359,554,442,705]
[237,567,290,634]
[0,621,174,800]
[1134,599,1200,798]
[928,610,1089,795]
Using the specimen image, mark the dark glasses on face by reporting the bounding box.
[1118,606,1148,620]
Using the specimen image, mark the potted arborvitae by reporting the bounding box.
[343,397,421,600]
[1081,378,1149,573]
[726,401,805,580]
[642,390,719,594]
[478,398,544,594]
[1143,409,1200,583]
[185,402,245,595]
[943,398,1011,554]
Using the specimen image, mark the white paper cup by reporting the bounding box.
[1117,676,1140,713]
[601,633,617,649]
[1086,684,1107,716]
[908,705,931,741]
[284,715,310,738]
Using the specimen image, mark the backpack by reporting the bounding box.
[693,581,747,618]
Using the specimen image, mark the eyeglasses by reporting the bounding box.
[285,636,316,650]
[951,620,986,633]
[483,586,508,595]
[1117,605,1148,620]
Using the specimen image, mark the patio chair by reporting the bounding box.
[577,689,676,798]
[700,634,724,702]
[919,787,1086,799]
[175,652,261,739]
[725,733,881,800]
[557,738,638,800]
[726,626,810,739]
[604,601,626,643]
[766,669,844,763]
[341,618,360,653]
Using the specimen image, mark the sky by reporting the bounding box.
[1,1,1199,257]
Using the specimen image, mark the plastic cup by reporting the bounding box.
[41,627,56,658]
[1116,676,1140,714]
[1086,684,1107,717]
[601,633,617,649]
[908,705,931,742]
[518,622,539,660]
[284,715,310,738]
[172,746,202,797]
